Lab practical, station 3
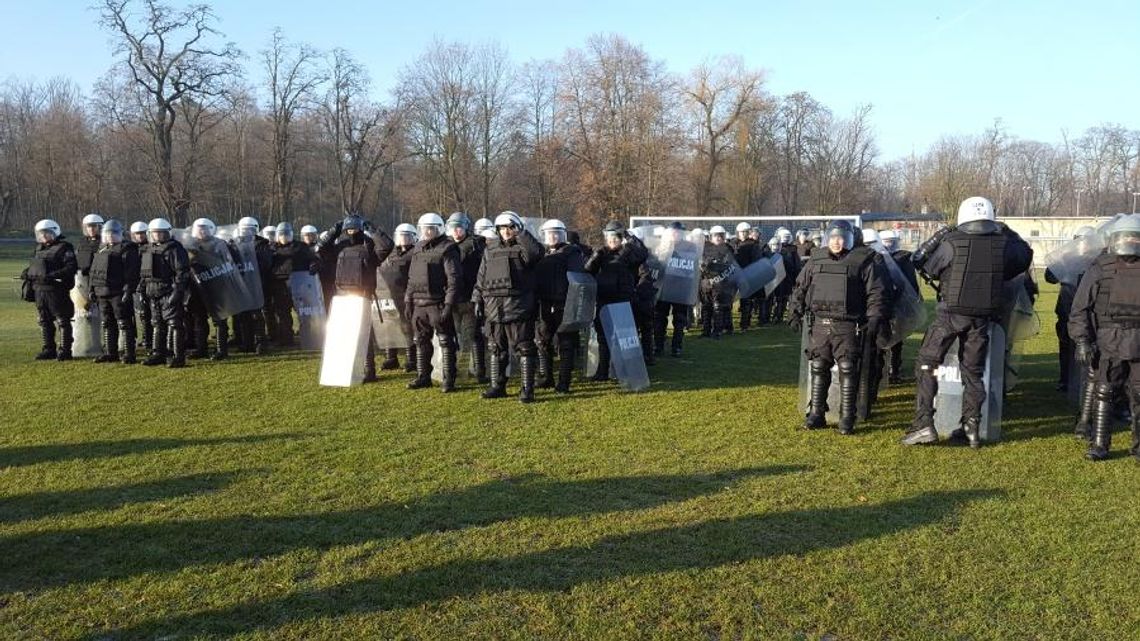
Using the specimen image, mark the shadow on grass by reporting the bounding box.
[0,471,248,525]
[96,488,1002,640]
[0,465,806,593]
[0,433,301,469]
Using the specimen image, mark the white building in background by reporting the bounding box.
[1000,216,1112,267]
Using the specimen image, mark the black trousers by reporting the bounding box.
[1056,318,1073,386]
[36,288,74,325]
[914,309,990,427]
[269,279,294,342]
[97,294,135,332]
[413,301,456,348]
[487,318,536,359]
[807,320,861,367]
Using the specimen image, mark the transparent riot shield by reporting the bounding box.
[521,217,549,242]
[371,281,410,350]
[320,295,370,387]
[869,245,927,348]
[288,271,326,350]
[655,237,703,306]
[70,275,104,357]
[732,256,777,299]
[1000,278,1040,392]
[764,255,786,298]
[231,236,266,310]
[1043,233,1105,286]
[933,323,1006,442]
[580,325,601,378]
[184,236,254,320]
[558,271,598,333]
[797,316,841,423]
[599,302,650,391]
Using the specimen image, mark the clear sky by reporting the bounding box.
[3,0,1136,160]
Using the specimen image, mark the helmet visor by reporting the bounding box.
[1112,231,1140,257]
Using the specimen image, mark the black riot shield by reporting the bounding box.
[288,271,326,350]
[558,271,598,333]
[599,302,650,391]
[185,236,255,320]
[933,323,1006,442]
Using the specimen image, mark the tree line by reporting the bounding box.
[1,0,1137,236]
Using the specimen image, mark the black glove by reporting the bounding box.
[121,291,132,305]
[474,300,486,326]
[1075,341,1096,368]
[441,303,453,320]
[788,313,803,333]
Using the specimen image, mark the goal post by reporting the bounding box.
[627,215,862,239]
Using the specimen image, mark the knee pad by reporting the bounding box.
[809,359,831,375]
[837,360,857,377]
[1094,382,1115,402]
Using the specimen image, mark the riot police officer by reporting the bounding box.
[447,212,488,383]
[474,211,545,401]
[731,222,760,329]
[878,229,919,384]
[89,219,140,363]
[699,226,736,339]
[789,219,888,435]
[585,220,649,382]
[1045,226,1098,394]
[24,219,78,360]
[269,222,320,347]
[320,214,394,382]
[378,223,418,371]
[405,213,462,392]
[230,217,272,355]
[1068,215,1140,462]
[141,218,191,368]
[75,213,104,278]
[184,218,232,360]
[300,225,320,247]
[535,219,587,393]
[795,228,816,258]
[901,197,1033,448]
[129,221,153,353]
[653,222,696,358]
[771,227,801,323]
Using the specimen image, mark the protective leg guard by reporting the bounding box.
[482,350,507,399]
[1086,385,1114,461]
[381,348,400,370]
[537,349,554,388]
[805,359,830,429]
[404,344,417,373]
[961,416,982,449]
[212,322,229,361]
[837,360,858,435]
[56,321,73,361]
[519,353,536,403]
[407,341,432,389]
[671,327,684,357]
[121,328,137,364]
[95,324,119,363]
[362,340,378,383]
[168,327,187,368]
[1074,370,1097,440]
[555,335,576,394]
[440,340,457,393]
[144,325,167,366]
[474,334,489,384]
[36,322,57,360]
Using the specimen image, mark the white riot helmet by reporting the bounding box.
[417,212,445,240]
[275,222,294,244]
[192,217,217,240]
[494,212,519,229]
[957,196,996,227]
[861,228,881,248]
[237,216,260,240]
[768,237,780,251]
[879,229,899,251]
[540,219,567,247]
[129,221,149,235]
[796,228,811,243]
[101,219,125,243]
[82,213,105,237]
[34,219,61,243]
[300,224,319,245]
[474,217,494,235]
[709,225,727,236]
[689,228,707,243]
[261,225,276,241]
[735,222,751,239]
[394,222,418,247]
[500,210,523,230]
[777,228,793,245]
[148,217,173,243]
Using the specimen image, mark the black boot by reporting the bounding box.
[555,336,576,394]
[700,305,712,338]
[640,323,656,365]
[519,353,536,403]
[804,359,830,429]
[56,321,73,361]
[591,341,611,382]
[1130,396,1140,463]
[35,322,57,360]
[254,316,269,355]
[407,341,433,389]
[482,350,507,399]
[190,317,210,359]
[404,344,417,373]
[141,319,153,353]
[122,328,137,364]
[212,322,229,361]
[721,306,733,335]
[739,299,752,330]
[95,324,119,363]
[671,327,683,357]
[710,305,723,339]
[961,416,982,449]
[837,361,858,435]
[168,327,186,368]
[362,340,378,383]
[143,325,167,366]
[473,338,489,384]
[537,350,554,388]
[440,340,457,393]
[1074,373,1096,440]
[381,348,400,370]
[1086,387,1113,461]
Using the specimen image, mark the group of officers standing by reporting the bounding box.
[22,197,1139,461]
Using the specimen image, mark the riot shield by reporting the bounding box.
[732,256,776,299]
[1043,234,1105,286]
[70,275,104,357]
[764,255,786,297]
[319,295,370,387]
[370,281,410,350]
[797,316,841,424]
[521,217,549,241]
[558,271,597,333]
[288,271,326,350]
[933,323,1006,442]
[599,302,650,391]
[231,236,266,310]
[580,326,601,378]
[184,236,254,320]
[871,248,927,348]
[655,237,703,306]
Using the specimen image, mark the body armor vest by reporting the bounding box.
[807,246,873,320]
[90,242,135,295]
[1094,254,1140,326]
[940,231,1007,317]
[407,236,455,300]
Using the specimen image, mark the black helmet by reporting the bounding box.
[342,215,364,232]
[446,212,471,232]
[669,221,685,231]
[826,220,854,251]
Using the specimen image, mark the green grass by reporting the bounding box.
[2,251,1139,640]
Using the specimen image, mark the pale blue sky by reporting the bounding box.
[3,0,1136,160]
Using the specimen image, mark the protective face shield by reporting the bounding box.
[708,225,727,245]
[768,237,779,251]
[261,225,277,241]
[474,217,494,236]
[192,217,217,240]
[342,215,364,238]
[101,219,125,244]
[541,219,567,247]
[879,229,899,252]
[417,212,445,240]
[237,216,260,240]
[603,230,622,250]
[796,229,810,243]
[957,196,996,228]
[689,229,707,244]
[749,229,761,241]
[34,219,61,244]
[826,220,854,252]
[1109,215,1140,257]
[276,222,295,244]
[446,212,471,240]
[735,222,751,240]
[778,229,793,245]
[82,213,105,238]
[494,212,520,241]
[501,210,524,230]
[861,228,881,248]
[394,223,418,247]
[130,221,149,244]
[148,217,173,243]
[300,224,319,245]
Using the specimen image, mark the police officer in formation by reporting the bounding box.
[232,217,273,354]
[378,223,418,372]
[795,228,815,258]
[1044,226,1098,394]
[474,211,545,401]
[140,218,191,368]
[585,220,648,383]
[1068,215,1140,462]
[446,212,489,384]
[901,197,1032,448]
[534,219,587,393]
[24,219,78,360]
[128,221,153,353]
[74,213,104,280]
[653,222,696,358]
[320,214,394,382]
[88,219,140,363]
[405,213,461,392]
[268,222,321,347]
[699,225,737,339]
[878,229,918,384]
[729,222,760,330]
[769,228,801,324]
[790,219,887,435]
[184,218,231,361]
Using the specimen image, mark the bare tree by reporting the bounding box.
[262,28,324,220]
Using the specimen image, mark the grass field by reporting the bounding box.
[2,241,1140,640]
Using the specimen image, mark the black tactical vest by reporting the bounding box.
[482,239,533,296]
[940,231,1007,317]
[379,246,414,296]
[141,241,175,283]
[1093,254,1140,325]
[28,240,76,291]
[271,241,314,278]
[75,236,101,275]
[407,236,455,300]
[334,239,376,292]
[807,246,874,320]
[90,242,135,295]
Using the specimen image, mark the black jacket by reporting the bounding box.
[90,241,141,297]
[585,235,648,305]
[474,230,545,322]
[406,235,462,305]
[270,240,320,279]
[26,238,78,293]
[536,242,586,303]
